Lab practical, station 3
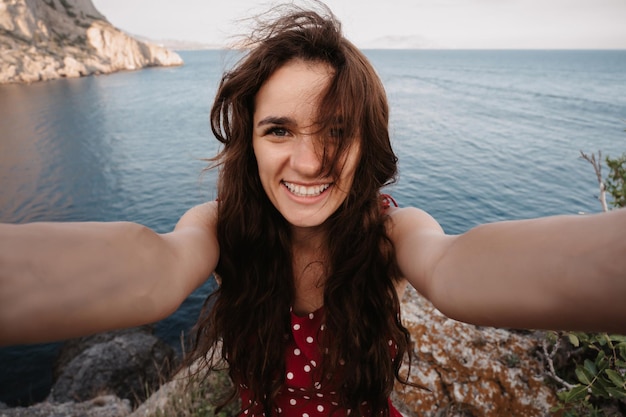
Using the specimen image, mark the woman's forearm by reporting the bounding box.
[0,221,183,345]
[430,208,626,333]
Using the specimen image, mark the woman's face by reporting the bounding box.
[252,59,360,230]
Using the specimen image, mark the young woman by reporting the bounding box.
[1,3,625,417]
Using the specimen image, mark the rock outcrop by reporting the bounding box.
[392,286,559,416]
[0,0,183,84]
[0,395,131,417]
[1,327,175,417]
[48,326,175,407]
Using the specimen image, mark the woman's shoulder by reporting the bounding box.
[381,197,438,225]
[384,203,445,242]
[175,201,218,231]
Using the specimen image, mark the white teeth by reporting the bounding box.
[283,181,331,197]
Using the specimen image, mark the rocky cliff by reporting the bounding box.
[0,0,183,84]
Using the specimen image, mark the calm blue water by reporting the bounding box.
[1,49,625,405]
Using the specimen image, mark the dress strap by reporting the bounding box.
[380,194,398,210]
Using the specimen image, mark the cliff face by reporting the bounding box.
[0,0,183,84]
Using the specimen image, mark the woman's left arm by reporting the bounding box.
[389,207,626,333]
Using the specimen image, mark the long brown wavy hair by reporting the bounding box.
[187,2,412,416]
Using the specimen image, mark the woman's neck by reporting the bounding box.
[290,225,328,315]
[290,223,326,248]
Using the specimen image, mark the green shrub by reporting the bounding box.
[548,147,626,416]
[153,368,238,417]
[550,333,626,416]
[605,153,626,208]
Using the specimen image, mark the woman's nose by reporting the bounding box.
[290,135,322,177]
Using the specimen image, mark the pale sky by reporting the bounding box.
[91,0,626,49]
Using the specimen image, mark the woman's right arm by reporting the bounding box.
[0,202,219,346]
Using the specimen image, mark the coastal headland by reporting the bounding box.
[0,0,183,84]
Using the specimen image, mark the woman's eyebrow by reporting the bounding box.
[256,116,295,127]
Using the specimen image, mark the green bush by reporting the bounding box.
[551,333,626,416]
[605,153,626,208]
[548,149,626,416]
[153,368,238,417]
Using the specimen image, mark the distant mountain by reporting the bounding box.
[362,35,440,49]
[0,0,183,84]
[134,37,223,51]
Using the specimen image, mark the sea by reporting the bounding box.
[1,49,625,405]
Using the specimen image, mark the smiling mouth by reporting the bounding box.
[282,181,331,197]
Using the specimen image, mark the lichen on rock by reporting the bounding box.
[392,286,559,417]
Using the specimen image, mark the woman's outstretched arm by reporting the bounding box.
[0,202,218,346]
[389,207,626,333]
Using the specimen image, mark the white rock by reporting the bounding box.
[0,0,183,84]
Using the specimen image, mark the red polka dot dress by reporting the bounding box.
[239,307,403,417]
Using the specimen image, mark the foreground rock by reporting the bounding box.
[0,0,183,84]
[0,395,131,417]
[392,286,558,417]
[1,327,175,417]
[49,326,175,407]
[128,363,238,417]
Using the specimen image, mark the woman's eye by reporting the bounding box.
[329,127,344,138]
[266,127,289,137]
